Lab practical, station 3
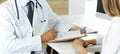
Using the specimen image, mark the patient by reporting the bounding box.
[73,0,120,54]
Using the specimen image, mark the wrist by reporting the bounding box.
[41,35,47,43]
[78,45,88,54]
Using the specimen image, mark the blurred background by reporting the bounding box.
[0,0,5,3]
[47,0,68,15]
[0,0,68,15]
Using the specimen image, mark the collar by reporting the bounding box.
[19,0,36,7]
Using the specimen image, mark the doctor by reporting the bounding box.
[0,0,82,54]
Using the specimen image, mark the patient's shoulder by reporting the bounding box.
[112,17,120,23]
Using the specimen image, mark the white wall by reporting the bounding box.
[69,0,85,15]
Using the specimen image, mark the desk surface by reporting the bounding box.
[48,42,102,54]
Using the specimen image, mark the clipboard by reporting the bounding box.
[48,30,87,43]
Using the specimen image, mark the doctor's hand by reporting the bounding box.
[69,26,84,34]
[41,29,58,42]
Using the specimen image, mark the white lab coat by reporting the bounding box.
[0,0,73,54]
[101,17,120,54]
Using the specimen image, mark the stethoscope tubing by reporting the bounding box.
[15,0,20,19]
[15,0,42,20]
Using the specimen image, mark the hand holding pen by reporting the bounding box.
[82,27,87,36]
[82,27,98,36]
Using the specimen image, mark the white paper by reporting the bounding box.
[55,30,81,40]
[49,30,84,42]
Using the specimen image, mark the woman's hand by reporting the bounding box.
[73,39,88,54]
[73,39,84,50]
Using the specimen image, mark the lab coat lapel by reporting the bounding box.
[5,0,33,38]
[16,1,33,37]
[17,0,32,27]
[32,4,48,36]
[19,8,32,29]
[22,10,34,37]
[32,6,45,35]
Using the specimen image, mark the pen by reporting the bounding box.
[87,31,98,34]
[83,27,87,36]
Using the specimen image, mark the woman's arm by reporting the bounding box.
[101,18,120,54]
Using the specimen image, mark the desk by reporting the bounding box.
[47,42,102,54]
[47,33,102,54]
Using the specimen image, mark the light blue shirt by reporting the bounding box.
[19,0,35,13]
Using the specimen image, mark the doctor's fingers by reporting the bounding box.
[50,29,58,33]
[49,33,58,40]
[53,32,58,37]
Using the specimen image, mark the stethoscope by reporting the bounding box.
[15,0,46,23]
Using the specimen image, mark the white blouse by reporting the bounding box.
[101,17,120,54]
